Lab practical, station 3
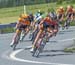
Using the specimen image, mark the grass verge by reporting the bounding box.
[0,2,75,24]
[0,27,15,34]
[64,40,75,53]
[64,48,75,53]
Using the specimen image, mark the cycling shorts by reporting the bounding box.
[43,22,50,29]
[67,13,72,18]
[17,24,28,30]
[58,14,63,20]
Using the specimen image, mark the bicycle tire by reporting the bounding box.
[32,47,38,56]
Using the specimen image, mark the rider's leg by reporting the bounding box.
[32,24,43,45]
[47,24,58,41]
[25,27,30,35]
[30,24,43,52]
[10,29,21,46]
[53,29,58,36]
[46,28,54,42]
[30,30,43,52]
[20,26,30,41]
[52,25,58,36]
[30,24,38,41]
[33,29,42,45]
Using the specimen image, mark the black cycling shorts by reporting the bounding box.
[58,14,62,20]
[43,22,50,29]
[18,24,28,30]
[67,13,72,18]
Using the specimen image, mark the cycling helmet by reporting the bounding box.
[37,10,41,13]
[49,12,57,20]
[28,12,33,16]
[67,5,72,9]
[60,6,63,9]
[21,14,28,18]
[59,6,64,10]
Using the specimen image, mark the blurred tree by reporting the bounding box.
[57,0,63,4]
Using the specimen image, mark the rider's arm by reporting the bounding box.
[39,20,44,25]
[15,17,22,29]
[15,21,20,29]
[39,17,46,25]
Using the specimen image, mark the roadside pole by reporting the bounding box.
[24,5,26,14]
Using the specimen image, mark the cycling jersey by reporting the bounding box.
[67,8,73,13]
[56,8,64,21]
[56,8,64,15]
[66,8,73,19]
[43,17,52,25]
[50,21,58,26]
[18,17,30,26]
[42,17,58,29]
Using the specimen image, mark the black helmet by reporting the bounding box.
[49,12,57,20]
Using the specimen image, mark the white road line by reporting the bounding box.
[9,49,73,65]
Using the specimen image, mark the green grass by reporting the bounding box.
[0,6,24,24]
[0,2,75,24]
[0,2,75,33]
[64,48,75,53]
[0,27,15,34]
[64,40,75,53]
[0,6,24,18]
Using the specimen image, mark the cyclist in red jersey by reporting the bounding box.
[30,13,58,52]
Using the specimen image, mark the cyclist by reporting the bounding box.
[64,5,74,28]
[10,14,30,46]
[56,6,65,27]
[20,14,32,41]
[28,13,34,29]
[49,11,58,36]
[30,10,44,41]
[30,13,58,52]
[66,5,73,19]
[73,8,75,21]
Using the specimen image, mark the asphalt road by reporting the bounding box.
[0,26,75,65]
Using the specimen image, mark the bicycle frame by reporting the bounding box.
[32,30,47,57]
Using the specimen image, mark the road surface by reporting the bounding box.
[0,26,75,65]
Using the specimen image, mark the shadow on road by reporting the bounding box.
[43,49,64,52]
[38,49,73,58]
[39,53,72,58]
[20,40,31,42]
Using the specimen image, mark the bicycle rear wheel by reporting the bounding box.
[32,47,39,57]
[33,44,45,57]
[32,40,44,57]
